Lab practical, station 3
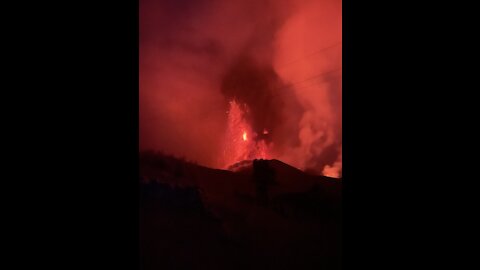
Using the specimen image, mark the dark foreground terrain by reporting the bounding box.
[140,152,342,270]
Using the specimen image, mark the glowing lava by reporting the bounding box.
[222,100,270,168]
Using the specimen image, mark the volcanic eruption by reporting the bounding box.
[140,1,342,269]
[140,0,342,177]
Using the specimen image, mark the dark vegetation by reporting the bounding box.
[140,151,341,270]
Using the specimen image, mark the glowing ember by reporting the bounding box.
[222,100,270,168]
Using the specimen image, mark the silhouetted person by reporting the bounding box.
[253,159,275,206]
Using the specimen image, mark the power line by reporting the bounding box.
[272,67,341,92]
[276,41,341,70]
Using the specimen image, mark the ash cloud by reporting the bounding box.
[140,0,342,176]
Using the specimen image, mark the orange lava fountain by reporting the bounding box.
[221,100,269,169]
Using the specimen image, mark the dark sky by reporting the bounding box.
[140,0,342,177]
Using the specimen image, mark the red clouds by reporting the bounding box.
[140,0,342,177]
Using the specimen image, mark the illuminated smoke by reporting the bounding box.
[322,147,342,178]
[272,0,342,176]
[140,0,341,176]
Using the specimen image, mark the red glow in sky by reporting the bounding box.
[140,0,342,177]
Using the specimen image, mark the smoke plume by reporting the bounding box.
[140,0,342,176]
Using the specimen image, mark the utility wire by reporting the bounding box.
[276,41,341,70]
[272,67,341,92]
